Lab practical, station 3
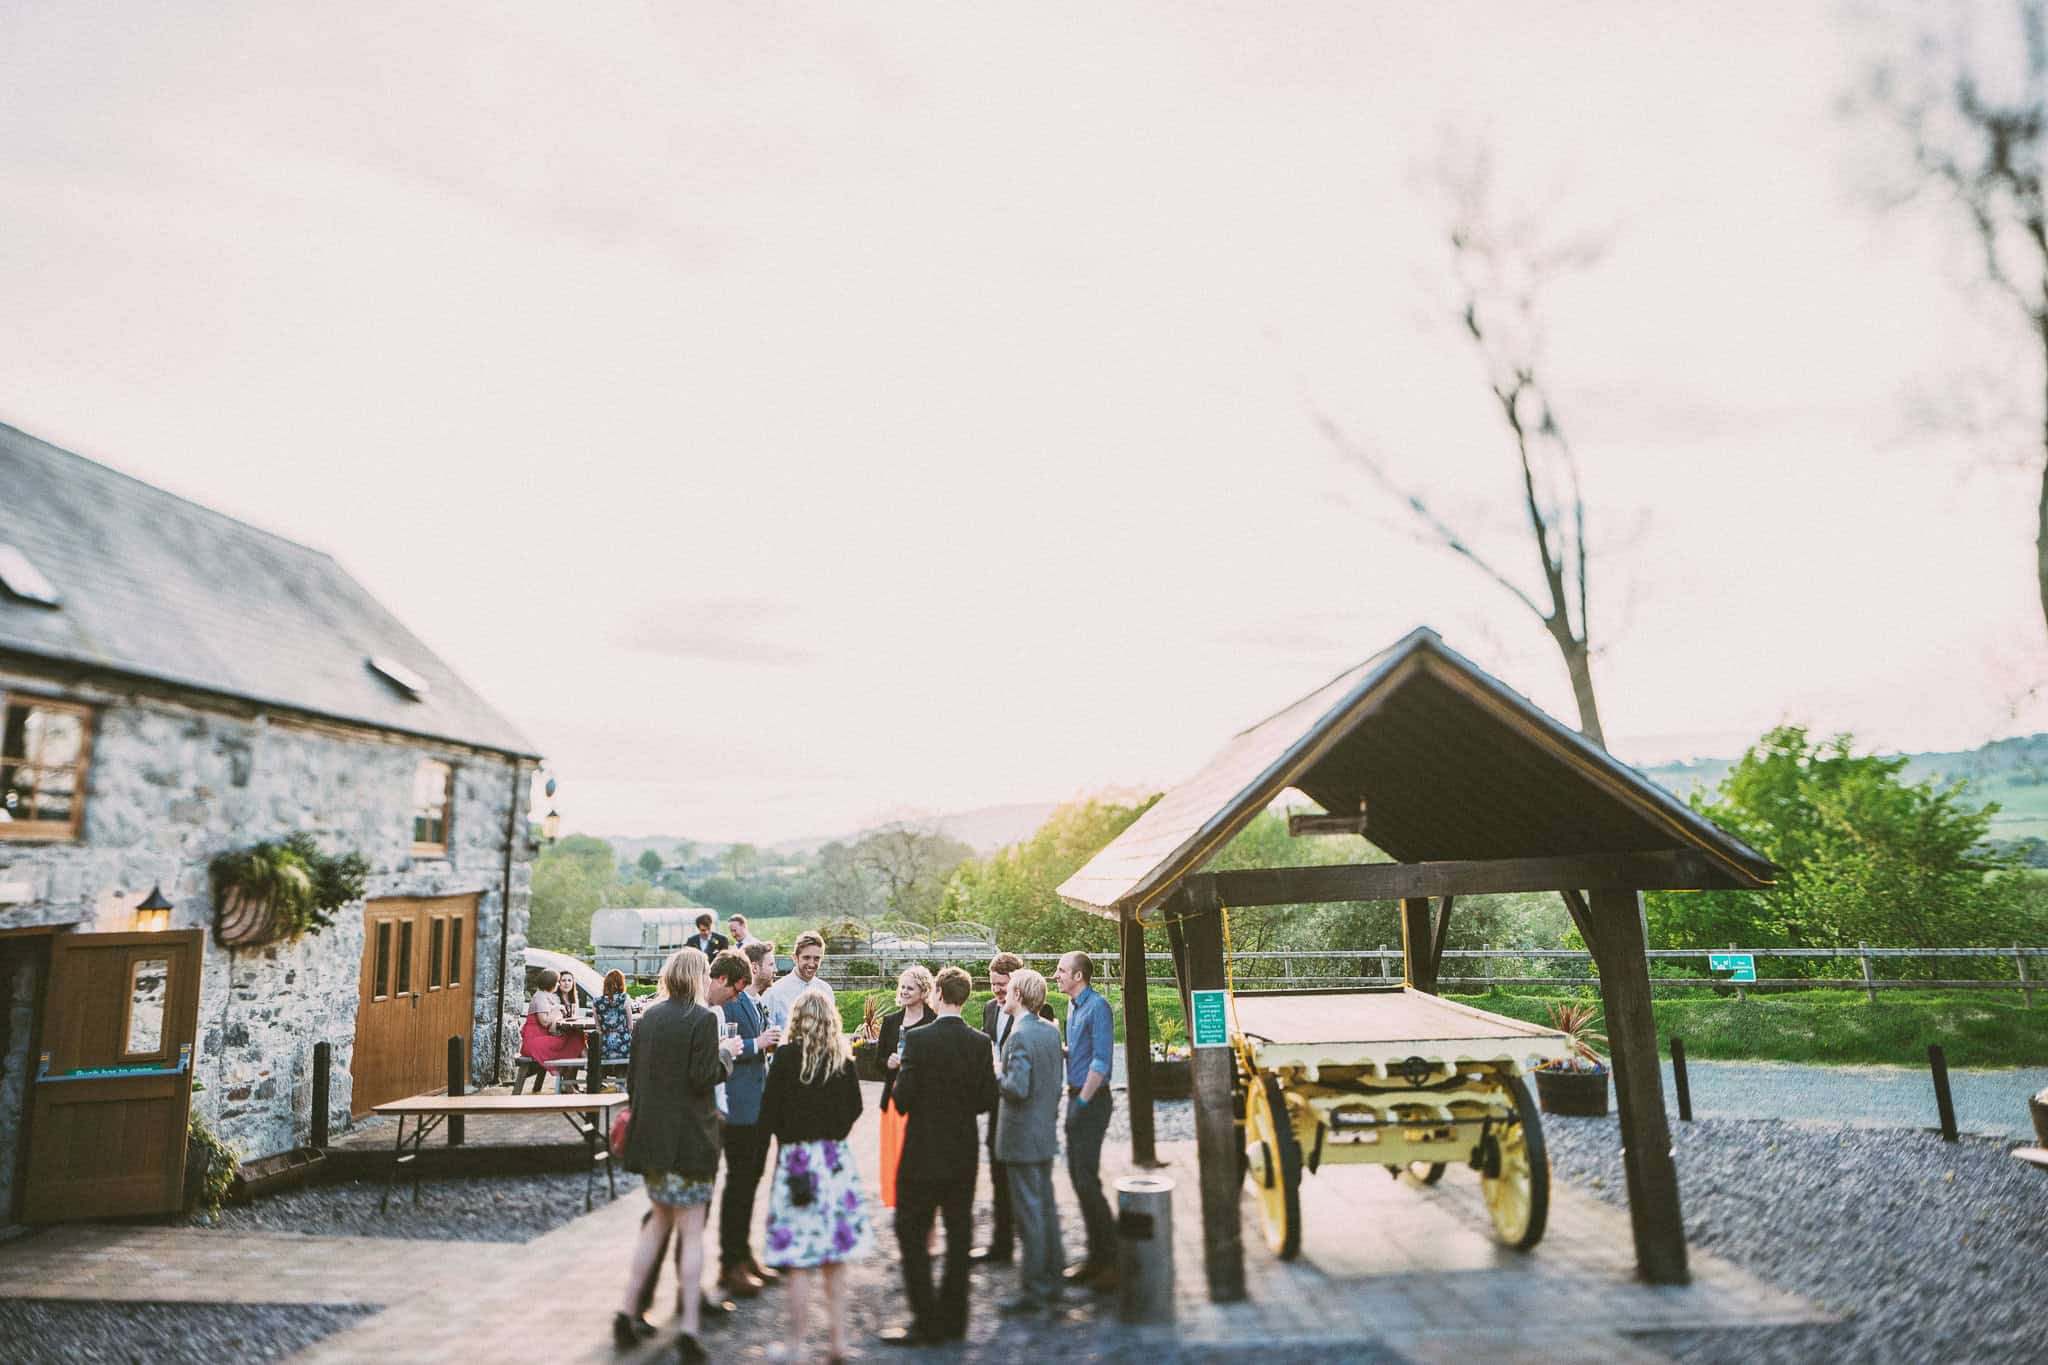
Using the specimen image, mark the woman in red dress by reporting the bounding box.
[520,968,588,1091]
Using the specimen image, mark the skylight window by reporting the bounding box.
[367,655,430,700]
[0,545,60,608]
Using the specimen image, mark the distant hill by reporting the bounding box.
[1639,733,2048,843]
[766,802,1063,858]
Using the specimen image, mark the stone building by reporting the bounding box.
[0,421,541,1222]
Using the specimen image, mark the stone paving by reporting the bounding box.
[0,1081,1831,1363]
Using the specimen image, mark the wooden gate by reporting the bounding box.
[23,929,204,1221]
[353,895,476,1113]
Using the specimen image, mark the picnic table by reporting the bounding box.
[371,1092,628,1213]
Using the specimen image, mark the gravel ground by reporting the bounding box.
[188,1168,644,1242]
[0,1299,375,1363]
[1543,1113,2048,1364]
[1655,1059,2048,1138]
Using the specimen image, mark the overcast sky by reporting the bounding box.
[3,2,2042,842]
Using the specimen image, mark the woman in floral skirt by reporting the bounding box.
[758,986,870,1365]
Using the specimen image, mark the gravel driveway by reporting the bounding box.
[1545,1114,2048,1364]
[1655,1059,2048,1138]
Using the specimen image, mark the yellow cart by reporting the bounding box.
[1231,987,1576,1260]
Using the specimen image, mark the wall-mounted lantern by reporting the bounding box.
[134,884,173,933]
[542,809,561,842]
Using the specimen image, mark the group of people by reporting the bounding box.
[607,927,1121,1362]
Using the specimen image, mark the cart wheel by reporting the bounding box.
[1410,1162,1447,1185]
[1481,1075,1550,1251]
[1243,1075,1302,1260]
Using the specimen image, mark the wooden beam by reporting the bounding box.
[1121,911,1160,1169]
[1586,886,1689,1285]
[1180,877,1246,1303]
[1559,888,1594,945]
[1429,895,1455,983]
[1197,849,1726,906]
[1400,898,1437,994]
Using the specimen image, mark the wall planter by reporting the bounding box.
[210,834,368,949]
[1535,1064,1611,1117]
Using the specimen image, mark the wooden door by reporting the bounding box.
[353,896,476,1113]
[22,930,203,1221]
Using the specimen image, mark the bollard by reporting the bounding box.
[1670,1036,1692,1123]
[1116,1174,1176,1324]
[447,1036,466,1147]
[1928,1044,1959,1142]
[310,1041,332,1148]
[586,1028,603,1096]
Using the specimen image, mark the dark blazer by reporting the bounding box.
[891,1014,998,1187]
[720,990,771,1127]
[688,931,731,959]
[876,1006,936,1111]
[981,997,1055,1150]
[621,998,730,1177]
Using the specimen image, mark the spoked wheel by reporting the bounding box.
[1242,1074,1303,1260]
[1478,1074,1550,1250]
[1409,1161,1447,1185]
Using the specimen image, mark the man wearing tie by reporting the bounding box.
[711,949,781,1297]
[971,951,1056,1266]
[880,966,998,1346]
[688,912,729,959]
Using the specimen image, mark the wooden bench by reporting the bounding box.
[371,1092,628,1213]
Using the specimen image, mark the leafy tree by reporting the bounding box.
[528,834,689,951]
[941,798,1158,954]
[690,874,795,920]
[856,823,975,923]
[637,849,665,880]
[1646,726,2043,956]
[723,842,761,879]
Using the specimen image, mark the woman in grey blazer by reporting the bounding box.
[615,948,738,1361]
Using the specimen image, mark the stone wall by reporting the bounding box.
[0,668,534,1167]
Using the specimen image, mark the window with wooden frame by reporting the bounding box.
[0,694,93,841]
[410,758,453,854]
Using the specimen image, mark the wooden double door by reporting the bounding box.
[23,930,204,1221]
[353,895,477,1114]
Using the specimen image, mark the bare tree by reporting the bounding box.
[1869,0,2048,635]
[1313,154,1609,746]
[855,822,974,922]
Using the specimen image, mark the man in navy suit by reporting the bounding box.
[712,949,781,1297]
[881,965,998,1346]
[688,912,730,959]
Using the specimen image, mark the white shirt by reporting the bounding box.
[760,971,834,1027]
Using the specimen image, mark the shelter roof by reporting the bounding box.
[1057,627,1775,920]
[0,421,538,758]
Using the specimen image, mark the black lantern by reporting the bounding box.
[135,884,173,933]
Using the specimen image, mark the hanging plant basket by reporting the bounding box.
[211,834,368,950]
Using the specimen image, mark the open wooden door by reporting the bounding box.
[22,930,204,1221]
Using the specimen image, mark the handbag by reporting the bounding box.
[610,1104,631,1162]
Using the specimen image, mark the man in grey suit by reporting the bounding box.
[993,967,1067,1315]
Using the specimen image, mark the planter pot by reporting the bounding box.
[181,1136,209,1214]
[1148,1056,1192,1100]
[213,888,283,949]
[1535,1066,1610,1117]
[2031,1087,2048,1146]
[853,1045,886,1083]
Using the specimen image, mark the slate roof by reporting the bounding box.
[0,421,539,758]
[1057,627,1774,920]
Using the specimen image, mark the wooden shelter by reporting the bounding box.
[1056,627,1775,1296]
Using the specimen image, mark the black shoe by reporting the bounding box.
[878,1324,933,1347]
[675,1332,707,1363]
[968,1244,1013,1265]
[612,1312,655,1349]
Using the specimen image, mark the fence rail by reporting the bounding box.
[590,944,2044,1005]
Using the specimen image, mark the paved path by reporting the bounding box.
[1654,1059,2048,1138]
[0,1079,1830,1363]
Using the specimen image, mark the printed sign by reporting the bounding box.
[1708,952,1757,983]
[1190,989,1231,1048]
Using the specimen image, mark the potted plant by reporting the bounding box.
[211,834,369,949]
[1533,1000,1611,1117]
[851,994,887,1081]
[183,1109,239,1220]
[1149,1015,1193,1099]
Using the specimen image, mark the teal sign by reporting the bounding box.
[1708,952,1756,982]
[1190,989,1231,1048]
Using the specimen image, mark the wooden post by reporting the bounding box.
[1123,911,1159,1168]
[1859,942,1877,1005]
[1401,898,1437,994]
[1179,878,1246,1303]
[1377,943,1388,982]
[1588,886,1689,1285]
[1482,943,1493,993]
[1729,941,1745,1003]
[2017,944,2033,1009]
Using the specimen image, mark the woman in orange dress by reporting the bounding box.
[873,965,934,1209]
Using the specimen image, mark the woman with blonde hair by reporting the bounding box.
[615,947,741,1361]
[874,963,934,1208]
[757,986,870,1365]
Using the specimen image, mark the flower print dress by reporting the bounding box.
[594,991,633,1062]
[760,1051,872,1269]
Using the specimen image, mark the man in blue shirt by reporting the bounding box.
[1054,949,1117,1290]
